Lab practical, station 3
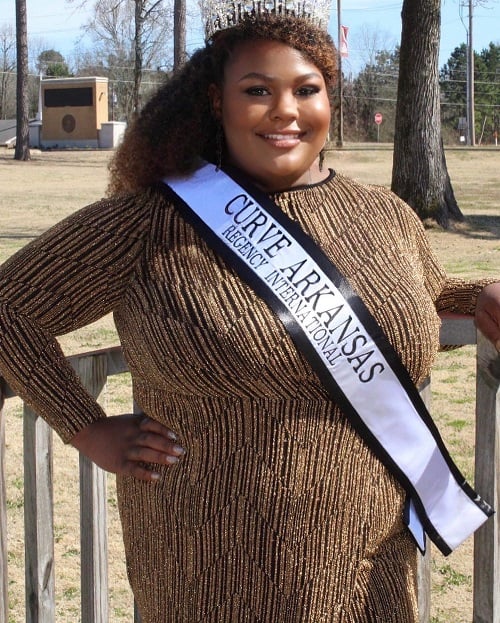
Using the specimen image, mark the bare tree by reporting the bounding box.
[70,0,173,117]
[353,24,397,69]
[134,0,174,111]
[0,25,17,119]
[392,0,463,227]
[14,0,30,161]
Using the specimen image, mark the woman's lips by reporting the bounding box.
[259,132,304,148]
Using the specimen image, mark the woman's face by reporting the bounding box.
[210,39,331,192]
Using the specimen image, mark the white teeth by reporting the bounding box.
[265,134,300,140]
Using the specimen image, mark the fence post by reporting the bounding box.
[473,332,500,623]
[23,405,55,623]
[75,354,109,623]
[132,400,143,623]
[417,378,431,623]
[0,381,8,623]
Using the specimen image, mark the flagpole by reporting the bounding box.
[336,0,343,147]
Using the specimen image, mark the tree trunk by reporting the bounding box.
[392,0,463,228]
[133,0,144,115]
[173,0,186,71]
[14,0,30,161]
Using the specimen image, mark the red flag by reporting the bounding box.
[340,25,349,58]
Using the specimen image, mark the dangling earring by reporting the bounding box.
[215,123,224,171]
[319,148,325,172]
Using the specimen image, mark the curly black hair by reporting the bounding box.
[108,15,337,194]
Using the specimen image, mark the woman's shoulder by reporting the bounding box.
[61,186,172,230]
[284,169,408,210]
[4,187,173,266]
[330,173,422,224]
[332,172,408,204]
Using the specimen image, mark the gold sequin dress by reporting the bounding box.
[0,172,487,622]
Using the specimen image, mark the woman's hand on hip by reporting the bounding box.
[70,414,185,481]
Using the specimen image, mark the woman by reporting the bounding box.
[0,12,499,623]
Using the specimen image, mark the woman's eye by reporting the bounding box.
[245,86,269,96]
[297,86,320,96]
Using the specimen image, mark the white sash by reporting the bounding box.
[164,162,493,554]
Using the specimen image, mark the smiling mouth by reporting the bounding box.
[260,132,304,147]
[263,133,302,139]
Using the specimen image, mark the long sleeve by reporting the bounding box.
[0,192,152,442]
[435,276,496,315]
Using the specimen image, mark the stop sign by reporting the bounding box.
[374,112,383,125]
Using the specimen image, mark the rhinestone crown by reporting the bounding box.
[200,0,332,40]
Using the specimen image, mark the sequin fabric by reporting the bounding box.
[0,172,489,622]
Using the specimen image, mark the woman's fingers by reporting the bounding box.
[126,439,185,464]
[126,462,163,482]
[71,414,185,480]
[124,418,186,482]
[140,415,178,440]
[136,417,186,460]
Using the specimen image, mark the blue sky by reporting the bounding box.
[1,0,499,74]
[333,0,500,75]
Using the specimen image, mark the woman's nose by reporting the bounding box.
[270,91,298,121]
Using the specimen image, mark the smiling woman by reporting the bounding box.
[0,5,499,623]
[107,13,338,194]
[208,40,331,190]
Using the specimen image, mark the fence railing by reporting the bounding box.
[0,316,498,623]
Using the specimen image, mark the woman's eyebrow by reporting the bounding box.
[238,71,322,82]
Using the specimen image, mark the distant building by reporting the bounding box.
[0,120,16,147]
[29,76,125,149]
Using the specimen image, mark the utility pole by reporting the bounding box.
[461,0,476,145]
[336,0,343,147]
[467,0,475,145]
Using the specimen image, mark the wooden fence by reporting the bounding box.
[0,316,498,623]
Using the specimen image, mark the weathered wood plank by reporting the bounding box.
[69,345,127,377]
[23,405,55,623]
[79,456,108,623]
[439,314,476,346]
[473,331,500,623]
[0,382,8,623]
[419,314,475,623]
[417,377,431,623]
[133,401,143,623]
[76,353,109,623]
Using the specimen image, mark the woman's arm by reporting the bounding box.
[0,194,146,439]
[0,190,183,479]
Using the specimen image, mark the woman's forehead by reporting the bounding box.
[223,39,322,76]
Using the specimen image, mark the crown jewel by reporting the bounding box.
[200,0,332,40]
